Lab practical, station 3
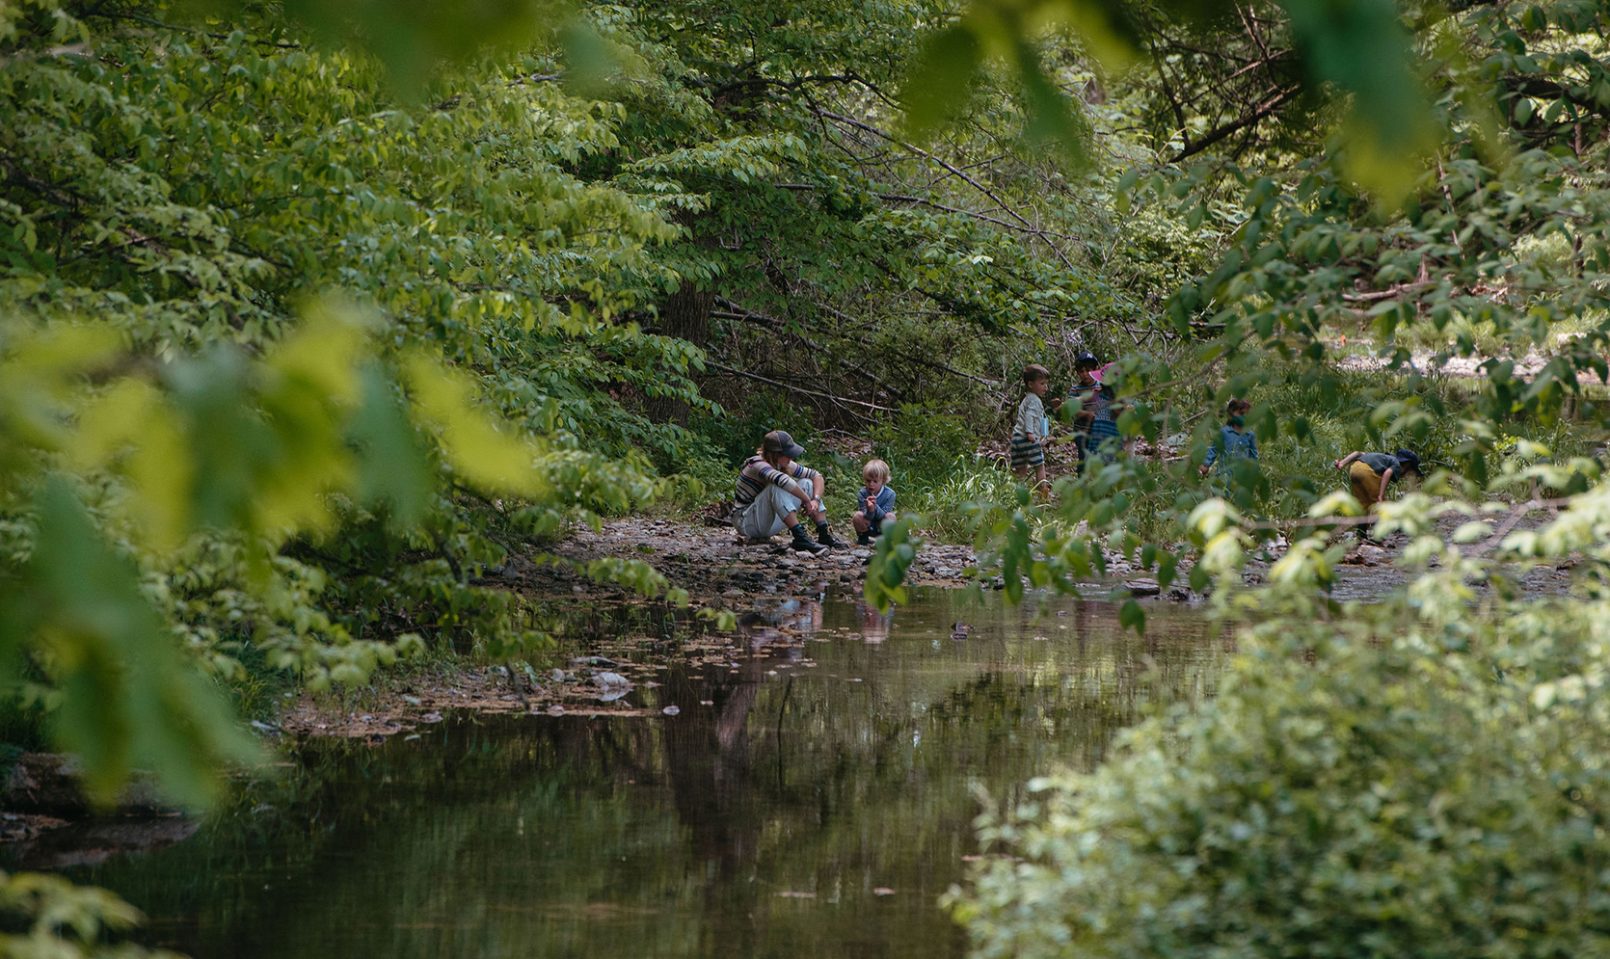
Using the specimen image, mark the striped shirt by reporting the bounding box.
[1072,384,1120,441]
[735,454,820,510]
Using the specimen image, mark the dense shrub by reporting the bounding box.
[954,564,1610,958]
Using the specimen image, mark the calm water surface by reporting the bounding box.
[67,588,1226,959]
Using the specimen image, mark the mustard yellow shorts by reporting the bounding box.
[1349,460,1383,510]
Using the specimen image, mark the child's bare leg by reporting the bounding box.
[1035,464,1050,498]
[852,512,870,533]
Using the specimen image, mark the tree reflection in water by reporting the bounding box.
[74,589,1223,959]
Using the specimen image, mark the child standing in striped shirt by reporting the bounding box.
[1011,364,1051,494]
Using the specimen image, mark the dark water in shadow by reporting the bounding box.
[68,588,1226,959]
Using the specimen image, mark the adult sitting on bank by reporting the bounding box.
[733,430,847,554]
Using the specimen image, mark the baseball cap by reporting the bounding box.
[1394,449,1421,474]
[763,430,806,459]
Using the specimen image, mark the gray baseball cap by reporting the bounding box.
[763,430,805,458]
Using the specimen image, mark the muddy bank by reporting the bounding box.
[529,517,985,598]
[275,656,686,740]
[0,753,199,870]
[280,506,1576,742]
[530,514,1571,608]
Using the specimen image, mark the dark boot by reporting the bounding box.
[790,523,827,554]
[856,532,872,546]
[817,521,847,548]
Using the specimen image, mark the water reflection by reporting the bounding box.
[68,588,1224,959]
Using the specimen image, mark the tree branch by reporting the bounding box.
[1170,83,1300,163]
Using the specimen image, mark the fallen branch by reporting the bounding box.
[704,360,897,414]
[716,297,906,402]
[810,107,1080,272]
[1169,83,1299,163]
[1340,280,1435,304]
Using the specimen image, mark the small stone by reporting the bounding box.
[421,712,444,724]
[662,705,681,716]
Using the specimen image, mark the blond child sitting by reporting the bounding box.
[851,459,897,545]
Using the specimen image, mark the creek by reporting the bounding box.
[56,588,1225,959]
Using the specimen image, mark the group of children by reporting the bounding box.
[1010,353,1122,491]
[1009,359,1422,515]
[732,363,1423,554]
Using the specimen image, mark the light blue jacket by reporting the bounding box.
[1203,425,1259,474]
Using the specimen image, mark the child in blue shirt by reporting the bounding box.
[1199,398,1259,479]
[852,458,897,545]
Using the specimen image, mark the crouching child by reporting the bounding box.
[852,458,897,546]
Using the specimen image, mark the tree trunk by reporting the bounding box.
[650,278,717,425]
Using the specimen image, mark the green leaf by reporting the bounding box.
[0,478,262,808]
[901,25,984,140]
[1118,598,1146,633]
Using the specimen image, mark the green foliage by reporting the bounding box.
[902,456,1025,543]
[0,479,261,807]
[955,484,1610,957]
[914,0,1431,197]
[871,404,978,473]
[957,622,1610,957]
[0,869,181,958]
[863,515,920,611]
[0,0,733,805]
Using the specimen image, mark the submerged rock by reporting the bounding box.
[1,753,173,817]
